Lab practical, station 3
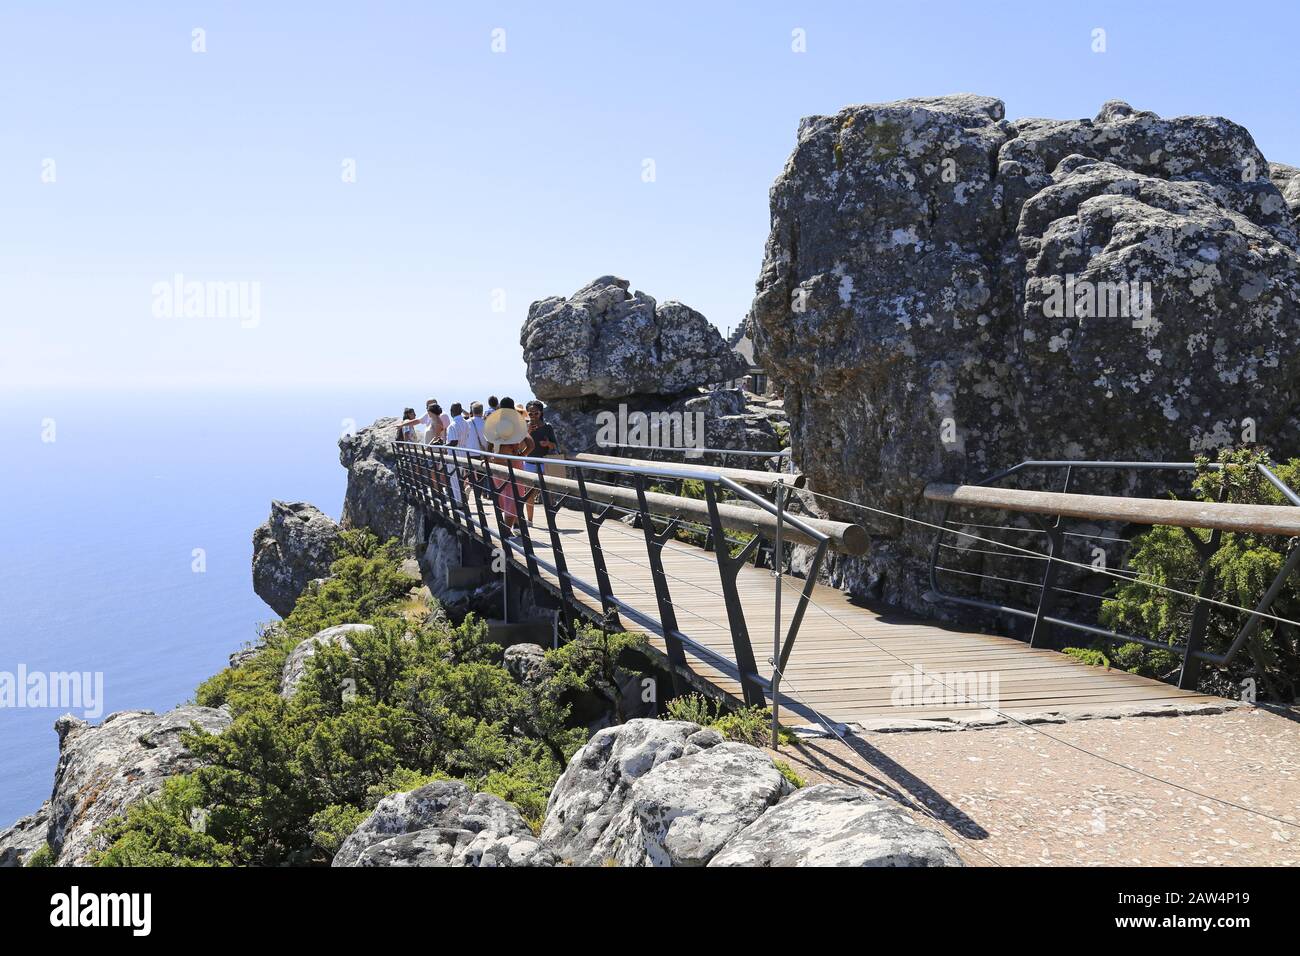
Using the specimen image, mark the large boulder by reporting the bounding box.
[540,718,792,866]
[339,418,412,544]
[251,501,341,617]
[751,95,1300,613]
[591,741,792,866]
[521,276,746,401]
[1270,162,1300,226]
[332,780,555,867]
[279,623,374,698]
[539,718,709,864]
[0,804,50,867]
[39,705,230,865]
[503,642,553,686]
[709,784,963,867]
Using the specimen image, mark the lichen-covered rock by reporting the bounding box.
[591,741,791,866]
[279,623,374,698]
[251,500,341,617]
[0,803,50,867]
[522,276,746,402]
[1017,157,1300,457]
[420,524,462,598]
[503,642,553,686]
[709,784,963,867]
[751,94,1300,614]
[332,780,554,867]
[539,718,706,864]
[339,418,411,544]
[1271,162,1300,226]
[41,705,231,866]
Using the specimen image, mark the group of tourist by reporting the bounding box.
[396,395,559,532]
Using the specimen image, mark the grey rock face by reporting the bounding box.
[751,94,1300,613]
[42,705,230,866]
[539,721,962,867]
[332,780,554,867]
[339,418,412,544]
[592,741,791,866]
[503,642,553,686]
[521,276,747,401]
[1017,157,1300,457]
[1271,162,1300,226]
[420,525,462,598]
[251,500,341,617]
[709,784,963,867]
[543,387,784,467]
[539,718,706,864]
[0,804,51,867]
[280,623,374,698]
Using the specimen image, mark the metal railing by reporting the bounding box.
[925,459,1300,689]
[391,441,829,713]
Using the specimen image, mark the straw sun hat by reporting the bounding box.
[483,406,528,445]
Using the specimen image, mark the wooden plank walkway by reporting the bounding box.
[462,501,1224,727]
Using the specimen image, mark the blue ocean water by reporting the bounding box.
[0,388,441,827]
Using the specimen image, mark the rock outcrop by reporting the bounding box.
[339,418,412,544]
[709,784,962,867]
[591,740,792,866]
[1271,162,1300,226]
[503,642,553,686]
[538,718,958,867]
[332,780,555,867]
[539,719,711,864]
[0,804,51,867]
[522,276,746,401]
[279,623,375,698]
[519,276,783,467]
[252,501,342,617]
[751,95,1300,612]
[38,706,231,866]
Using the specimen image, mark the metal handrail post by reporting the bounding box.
[771,480,783,749]
[702,482,765,707]
[632,473,689,696]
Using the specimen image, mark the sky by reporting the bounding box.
[2,0,1297,395]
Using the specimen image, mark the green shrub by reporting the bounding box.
[664,692,723,725]
[713,706,791,748]
[1100,448,1300,699]
[90,775,232,867]
[773,759,805,789]
[1062,647,1110,669]
[95,537,654,866]
[662,693,792,747]
[24,844,54,867]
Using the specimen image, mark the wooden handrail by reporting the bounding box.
[924,483,1300,537]
[572,452,804,489]
[485,461,866,555]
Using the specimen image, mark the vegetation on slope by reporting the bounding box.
[92,530,647,866]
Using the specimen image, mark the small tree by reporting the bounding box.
[1099,448,1300,700]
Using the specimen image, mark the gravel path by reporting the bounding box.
[774,706,1300,866]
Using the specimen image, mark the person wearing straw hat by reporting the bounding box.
[482,400,534,534]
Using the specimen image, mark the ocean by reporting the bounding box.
[0,387,507,828]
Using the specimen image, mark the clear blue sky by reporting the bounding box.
[2,0,1297,395]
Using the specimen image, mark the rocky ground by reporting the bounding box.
[777,706,1300,866]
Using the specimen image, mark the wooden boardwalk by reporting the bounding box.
[484,502,1224,728]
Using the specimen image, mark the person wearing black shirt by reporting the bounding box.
[524,400,558,524]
